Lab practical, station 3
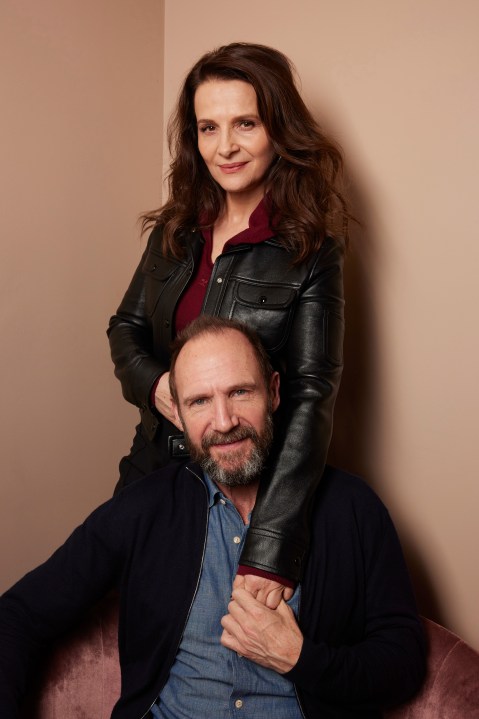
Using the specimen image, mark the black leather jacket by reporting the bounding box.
[108,225,344,582]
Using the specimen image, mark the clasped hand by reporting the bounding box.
[220,579,303,674]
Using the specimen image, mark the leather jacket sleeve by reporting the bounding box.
[107,227,197,438]
[107,228,186,442]
[239,238,344,583]
[107,234,166,409]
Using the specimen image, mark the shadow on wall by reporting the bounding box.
[402,538,446,627]
[327,172,381,484]
[327,170,446,628]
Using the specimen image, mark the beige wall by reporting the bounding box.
[163,0,479,649]
[1,0,478,656]
[0,2,164,584]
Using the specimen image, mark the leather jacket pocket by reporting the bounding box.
[231,281,297,352]
[142,250,182,316]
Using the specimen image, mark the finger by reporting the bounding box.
[232,574,246,591]
[231,586,260,608]
[220,627,236,648]
[228,591,262,625]
[225,597,249,626]
[221,608,244,636]
[223,597,264,642]
[253,588,269,606]
[265,588,284,609]
[220,617,248,654]
[242,575,263,592]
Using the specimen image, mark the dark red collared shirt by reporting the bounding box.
[175,198,274,333]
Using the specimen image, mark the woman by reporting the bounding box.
[108,42,349,597]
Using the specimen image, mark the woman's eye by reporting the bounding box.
[199,125,215,134]
[239,120,255,129]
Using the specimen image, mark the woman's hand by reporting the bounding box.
[154,372,182,429]
[233,574,294,609]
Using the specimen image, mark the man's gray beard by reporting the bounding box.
[183,413,274,488]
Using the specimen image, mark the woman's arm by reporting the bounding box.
[239,238,345,583]
[107,227,169,415]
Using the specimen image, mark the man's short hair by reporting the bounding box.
[169,316,274,404]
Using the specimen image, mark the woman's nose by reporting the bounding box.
[218,128,239,156]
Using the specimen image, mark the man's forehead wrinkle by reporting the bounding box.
[174,331,263,402]
[182,380,259,404]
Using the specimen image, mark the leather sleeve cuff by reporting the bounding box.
[239,527,307,584]
[236,564,295,589]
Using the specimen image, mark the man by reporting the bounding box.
[0,317,426,718]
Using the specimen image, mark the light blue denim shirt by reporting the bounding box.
[151,472,302,718]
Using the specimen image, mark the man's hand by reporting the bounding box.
[233,574,294,609]
[220,587,303,674]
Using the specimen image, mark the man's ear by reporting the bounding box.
[269,371,280,412]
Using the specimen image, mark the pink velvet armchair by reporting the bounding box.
[22,596,479,718]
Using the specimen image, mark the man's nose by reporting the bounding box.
[211,398,239,433]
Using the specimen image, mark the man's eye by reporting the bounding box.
[233,389,248,397]
[190,398,206,407]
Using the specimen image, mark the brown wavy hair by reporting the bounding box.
[143,42,351,263]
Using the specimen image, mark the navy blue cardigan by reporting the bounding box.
[0,465,426,718]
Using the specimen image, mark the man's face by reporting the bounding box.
[172,330,280,487]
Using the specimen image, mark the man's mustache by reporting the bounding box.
[201,426,258,451]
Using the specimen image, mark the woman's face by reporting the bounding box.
[194,79,276,205]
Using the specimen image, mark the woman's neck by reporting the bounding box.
[211,192,264,262]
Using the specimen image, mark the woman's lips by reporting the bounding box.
[218,162,248,174]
